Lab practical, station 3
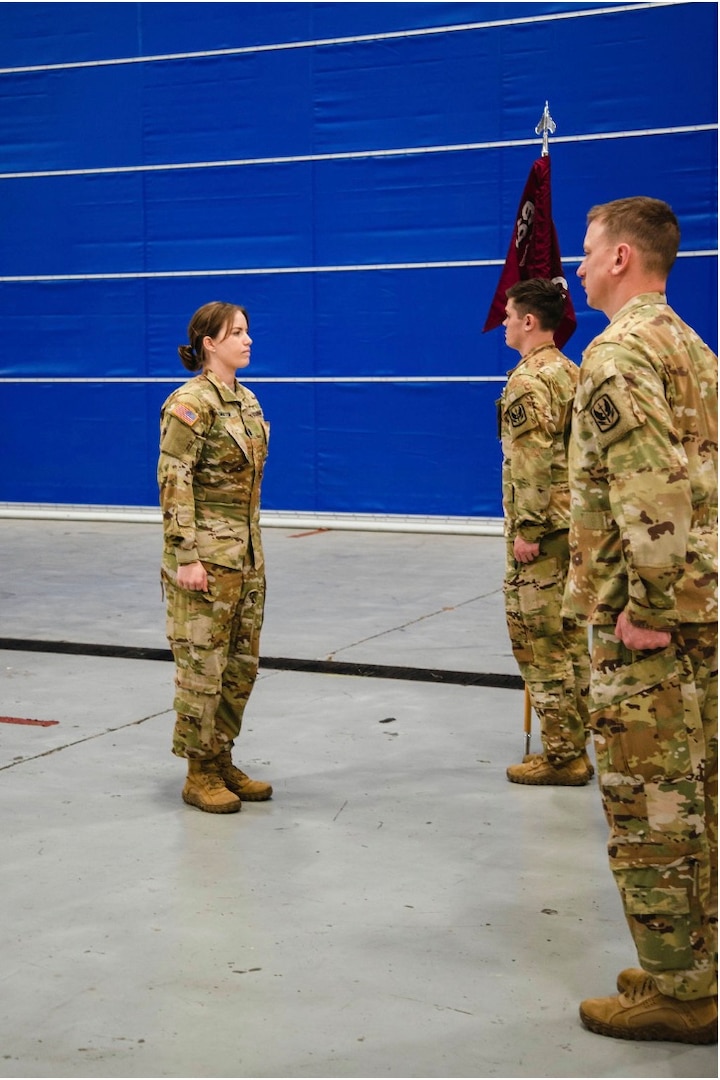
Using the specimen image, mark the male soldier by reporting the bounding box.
[566,197,717,1042]
[499,278,592,786]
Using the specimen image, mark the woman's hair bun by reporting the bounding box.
[178,343,201,372]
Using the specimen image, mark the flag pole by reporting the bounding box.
[523,685,532,757]
[535,100,556,157]
[521,101,557,759]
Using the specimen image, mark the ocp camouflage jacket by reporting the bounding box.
[565,293,718,628]
[158,370,268,570]
[499,343,579,544]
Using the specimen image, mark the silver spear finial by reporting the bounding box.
[535,101,556,157]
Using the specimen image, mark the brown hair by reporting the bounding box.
[506,278,567,331]
[587,197,680,277]
[178,301,250,372]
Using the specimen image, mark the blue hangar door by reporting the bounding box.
[0,2,716,519]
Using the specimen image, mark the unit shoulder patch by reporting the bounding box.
[590,393,621,433]
[509,401,529,428]
[586,379,643,449]
[503,391,539,439]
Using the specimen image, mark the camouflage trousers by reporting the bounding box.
[504,530,590,763]
[162,559,266,760]
[589,622,718,999]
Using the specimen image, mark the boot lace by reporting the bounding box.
[202,761,230,792]
[625,974,657,1003]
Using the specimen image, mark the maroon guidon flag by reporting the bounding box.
[483,155,576,348]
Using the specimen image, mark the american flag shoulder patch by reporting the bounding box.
[171,402,199,427]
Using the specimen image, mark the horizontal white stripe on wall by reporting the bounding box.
[0,249,714,286]
[0,125,714,182]
[0,502,506,535]
[0,375,508,385]
[0,3,680,75]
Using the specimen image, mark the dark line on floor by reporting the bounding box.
[263,656,523,689]
[0,637,523,690]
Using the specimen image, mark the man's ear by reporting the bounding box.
[611,243,631,274]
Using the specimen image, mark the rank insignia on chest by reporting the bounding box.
[509,403,527,428]
[590,393,620,433]
[171,403,199,427]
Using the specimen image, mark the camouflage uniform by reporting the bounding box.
[565,293,718,1000]
[158,370,269,760]
[500,343,590,764]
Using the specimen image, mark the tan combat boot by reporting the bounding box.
[182,758,242,814]
[523,749,595,778]
[507,754,592,786]
[579,977,718,1044]
[216,747,273,801]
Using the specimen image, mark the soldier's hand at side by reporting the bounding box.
[614,611,671,651]
[513,536,540,563]
[177,561,208,592]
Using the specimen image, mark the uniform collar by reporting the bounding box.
[203,369,240,402]
[609,292,667,326]
[506,341,558,376]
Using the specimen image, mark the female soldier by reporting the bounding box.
[158,301,272,813]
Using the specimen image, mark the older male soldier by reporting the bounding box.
[566,196,717,1043]
[499,278,592,786]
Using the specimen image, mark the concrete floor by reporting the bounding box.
[0,519,715,1079]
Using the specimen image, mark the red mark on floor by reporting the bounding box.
[0,716,59,727]
[288,528,330,538]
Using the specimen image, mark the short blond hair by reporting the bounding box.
[587,196,680,277]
